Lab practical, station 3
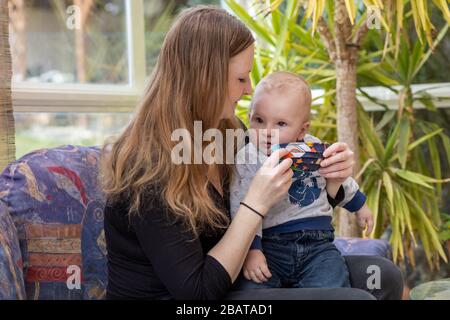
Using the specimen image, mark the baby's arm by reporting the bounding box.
[327,177,374,235]
[355,203,374,235]
[336,177,366,212]
[326,179,343,199]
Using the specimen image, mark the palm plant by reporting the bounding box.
[356,25,450,268]
[227,0,450,267]
[0,0,16,171]
[227,0,450,237]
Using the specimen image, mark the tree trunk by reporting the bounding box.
[0,0,16,170]
[335,59,361,237]
[327,0,366,237]
[8,0,26,81]
[74,0,94,83]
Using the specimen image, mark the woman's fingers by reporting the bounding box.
[246,148,294,214]
[323,142,348,158]
[263,148,290,168]
[319,159,354,175]
[321,149,354,168]
[321,167,353,179]
[275,158,293,175]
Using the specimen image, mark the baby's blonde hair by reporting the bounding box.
[251,71,312,118]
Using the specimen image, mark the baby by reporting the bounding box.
[230,71,373,289]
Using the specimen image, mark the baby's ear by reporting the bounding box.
[296,121,310,140]
[303,121,311,131]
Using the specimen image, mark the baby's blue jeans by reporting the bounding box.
[235,230,350,289]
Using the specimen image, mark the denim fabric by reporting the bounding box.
[235,230,350,289]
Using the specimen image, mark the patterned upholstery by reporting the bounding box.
[334,237,392,258]
[0,145,392,300]
[0,146,106,300]
[0,201,25,299]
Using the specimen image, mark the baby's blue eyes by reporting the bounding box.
[277,121,287,127]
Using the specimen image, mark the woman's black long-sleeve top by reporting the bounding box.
[104,185,233,300]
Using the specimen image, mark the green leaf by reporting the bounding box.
[382,172,394,205]
[367,180,382,238]
[426,132,442,196]
[398,115,410,169]
[408,40,424,83]
[440,133,450,168]
[357,104,385,159]
[393,169,434,189]
[225,0,276,46]
[412,24,450,79]
[416,92,438,111]
[384,119,401,163]
[375,110,396,131]
[407,128,443,152]
[397,188,416,245]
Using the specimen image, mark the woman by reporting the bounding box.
[101,6,402,300]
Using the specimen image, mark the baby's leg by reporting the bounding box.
[294,231,350,288]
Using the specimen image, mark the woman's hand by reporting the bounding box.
[319,142,355,184]
[243,148,293,216]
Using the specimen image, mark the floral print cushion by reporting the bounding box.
[0,201,26,299]
[334,236,391,258]
[0,145,106,300]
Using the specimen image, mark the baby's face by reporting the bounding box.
[249,90,310,155]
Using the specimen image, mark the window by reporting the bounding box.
[10,0,129,85]
[9,0,144,158]
[11,0,220,158]
[15,112,132,158]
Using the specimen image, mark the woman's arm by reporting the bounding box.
[208,149,294,281]
[132,199,232,300]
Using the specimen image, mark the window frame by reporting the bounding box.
[311,82,450,112]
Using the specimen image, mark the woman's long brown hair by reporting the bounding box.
[101,6,254,235]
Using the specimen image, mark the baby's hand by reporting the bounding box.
[243,249,272,283]
[356,204,374,236]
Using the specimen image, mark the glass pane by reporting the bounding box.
[15,113,132,158]
[144,0,221,74]
[9,0,128,84]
